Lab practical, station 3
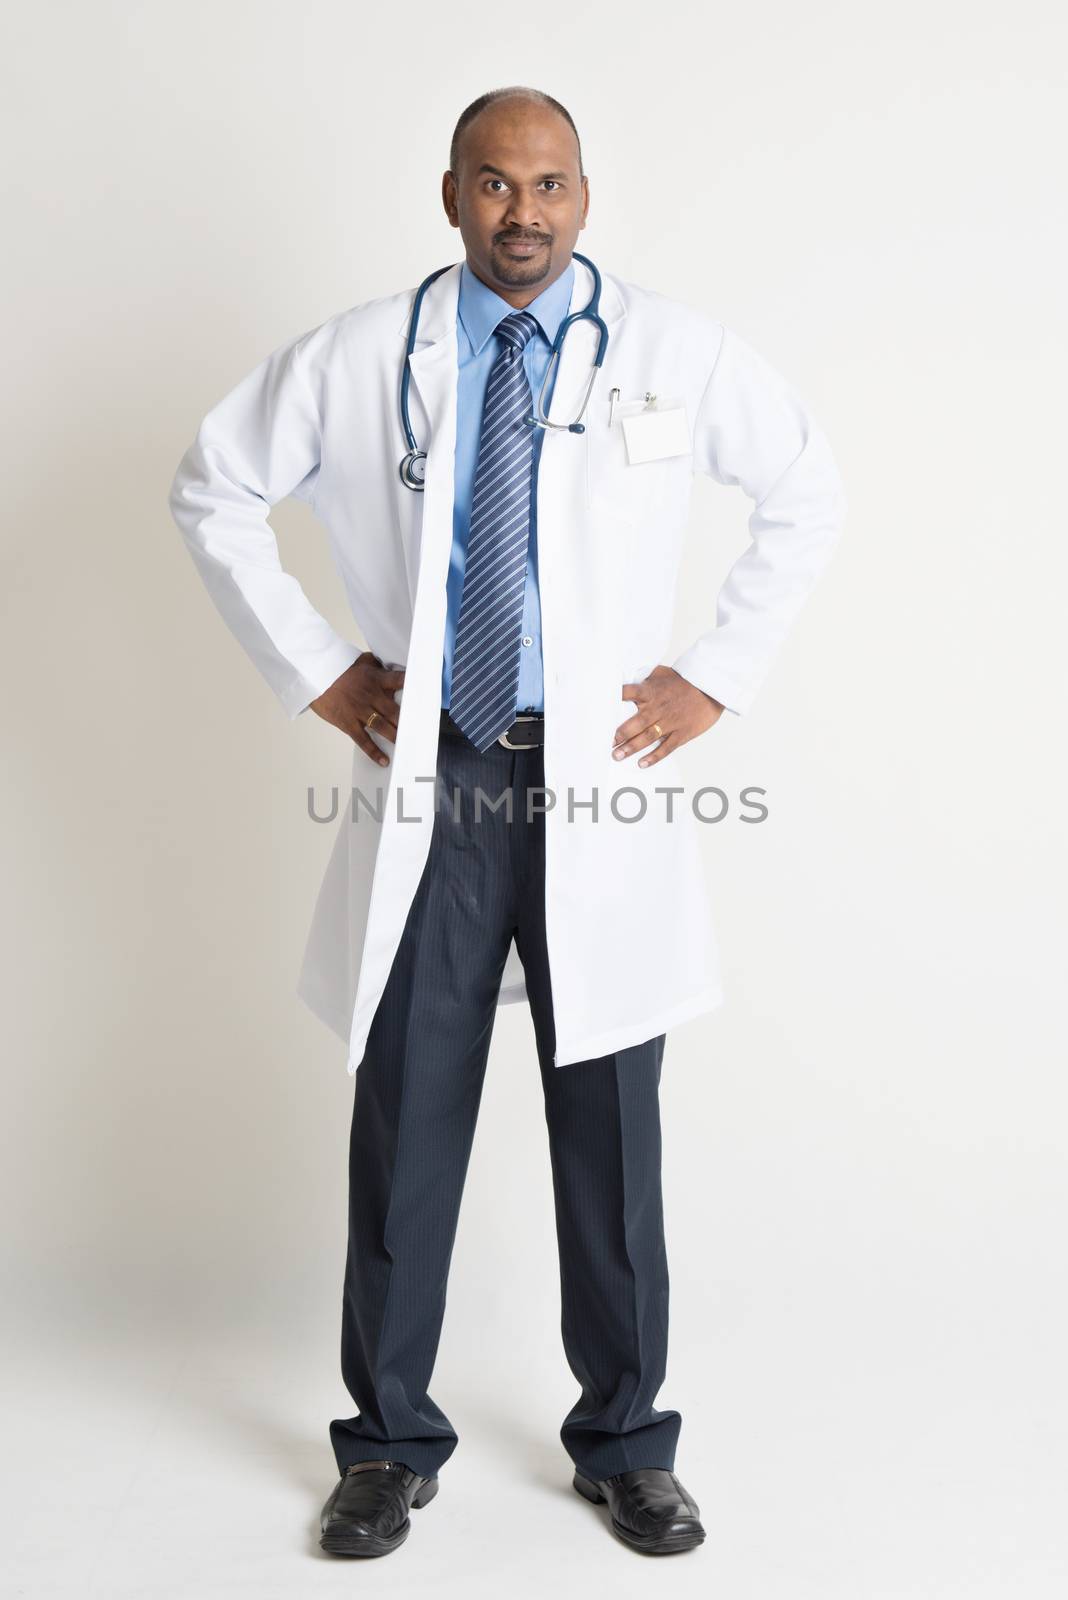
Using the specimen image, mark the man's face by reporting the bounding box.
[442,102,589,301]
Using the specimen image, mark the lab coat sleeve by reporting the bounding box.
[168,328,361,719]
[671,324,847,716]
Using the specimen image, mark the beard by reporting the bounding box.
[491,237,552,287]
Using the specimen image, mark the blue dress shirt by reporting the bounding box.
[442,257,575,714]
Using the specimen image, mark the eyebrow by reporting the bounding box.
[476,164,569,181]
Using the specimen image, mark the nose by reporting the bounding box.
[504,191,543,230]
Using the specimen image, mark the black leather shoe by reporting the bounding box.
[573,1466,705,1554]
[319,1460,439,1557]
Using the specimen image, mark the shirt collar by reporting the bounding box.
[458,256,575,356]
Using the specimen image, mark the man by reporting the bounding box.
[169,86,845,1558]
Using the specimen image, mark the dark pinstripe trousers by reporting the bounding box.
[328,712,682,1482]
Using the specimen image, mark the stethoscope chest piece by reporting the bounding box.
[399,449,428,491]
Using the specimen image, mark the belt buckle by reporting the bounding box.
[498,714,541,750]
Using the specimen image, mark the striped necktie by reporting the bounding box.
[449,309,540,751]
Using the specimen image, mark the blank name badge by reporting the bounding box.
[620,401,690,465]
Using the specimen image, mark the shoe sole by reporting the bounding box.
[319,1475,439,1557]
[573,1471,705,1555]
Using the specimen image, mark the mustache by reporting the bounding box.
[495,232,551,245]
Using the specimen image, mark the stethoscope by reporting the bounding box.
[398,250,609,491]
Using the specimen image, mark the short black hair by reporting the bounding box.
[449,86,584,179]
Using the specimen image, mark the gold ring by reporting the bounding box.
[366,710,380,731]
[652,722,663,737]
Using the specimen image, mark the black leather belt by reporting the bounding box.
[440,708,544,748]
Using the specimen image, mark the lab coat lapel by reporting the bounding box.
[345,265,460,1063]
[536,253,628,735]
[509,258,633,1064]
[397,264,461,603]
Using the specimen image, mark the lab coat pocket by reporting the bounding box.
[585,399,693,529]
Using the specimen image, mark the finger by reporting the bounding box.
[613,703,668,751]
[365,714,398,745]
[619,680,649,706]
[613,702,665,746]
[369,693,401,731]
[377,669,406,690]
[612,721,666,760]
[637,730,681,767]
[351,726,390,766]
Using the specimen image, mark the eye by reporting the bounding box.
[542,180,560,191]
[487,179,508,192]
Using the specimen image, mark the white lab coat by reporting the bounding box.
[169,256,845,1071]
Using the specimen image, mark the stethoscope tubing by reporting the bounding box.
[399,250,607,491]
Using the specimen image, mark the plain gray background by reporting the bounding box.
[2,1,1066,1594]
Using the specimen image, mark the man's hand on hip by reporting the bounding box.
[310,651,405,766]
[613,665,724,767]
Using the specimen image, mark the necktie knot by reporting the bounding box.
[496,311,539,355]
